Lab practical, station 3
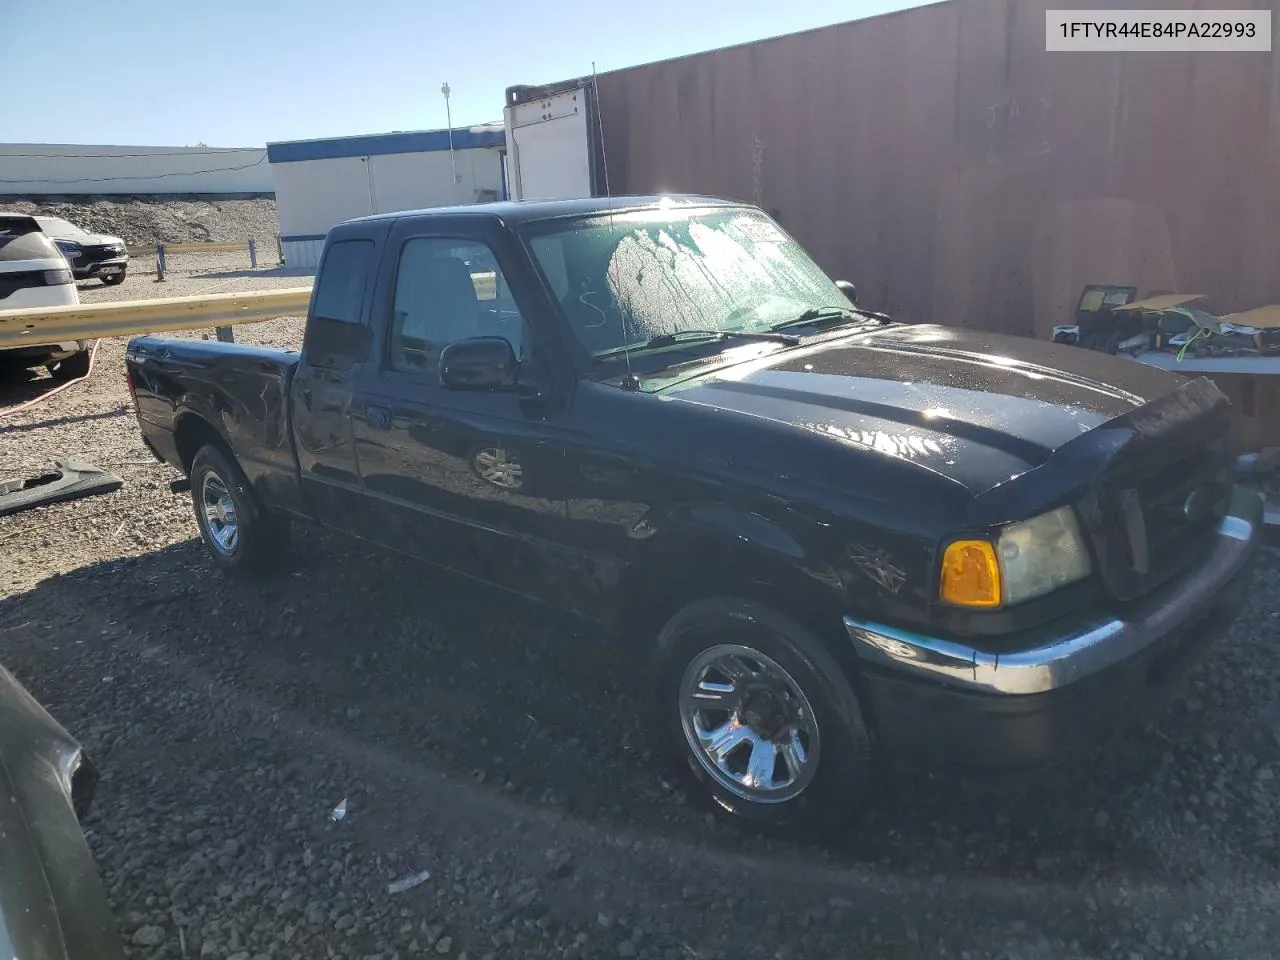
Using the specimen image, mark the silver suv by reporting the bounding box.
[0,213,87,379]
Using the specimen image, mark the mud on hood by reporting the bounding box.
[665,323,1224,498]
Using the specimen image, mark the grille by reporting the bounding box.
[82,244,124,258]
[1091,421,1230,600]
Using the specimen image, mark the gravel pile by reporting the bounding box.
[3,273,1280,958]
[2,196,278,246]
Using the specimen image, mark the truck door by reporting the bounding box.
[503,82,598,200]
[348,218,582,608]
[290,235,378,529]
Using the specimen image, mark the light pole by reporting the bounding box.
[441,82,460,185]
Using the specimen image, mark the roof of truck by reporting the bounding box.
[349,195,743,227]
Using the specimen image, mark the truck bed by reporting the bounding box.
[127,335,305,514]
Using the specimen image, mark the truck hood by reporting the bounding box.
[665,323,1206,495]
[54,232,124,247]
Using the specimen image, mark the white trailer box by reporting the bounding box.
[502,82,601,201]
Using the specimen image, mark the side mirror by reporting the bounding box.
[439,336,518,390]
[835,280,858,306]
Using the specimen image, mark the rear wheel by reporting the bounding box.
[47,350,91,381]
[190,444,290,573]
[654,598,875,833]
[101,269,126,286]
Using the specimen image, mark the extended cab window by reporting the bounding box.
[311,239,374,323]
[303,239,374,368]
[389,238,524,375]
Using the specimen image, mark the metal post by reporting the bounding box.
[249,238,257,269]
[154,242,166,282]
[215,326,235,342]
[442,82,459,185]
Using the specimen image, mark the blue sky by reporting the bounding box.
[1,0,920,147]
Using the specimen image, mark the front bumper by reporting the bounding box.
[845,485,1263,768]
[73,256,128,278]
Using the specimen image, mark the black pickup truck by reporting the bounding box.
[127,196,1261,830]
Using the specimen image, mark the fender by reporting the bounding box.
[622,500,875,666]
[172,406,231,471]
[172,397,305,518]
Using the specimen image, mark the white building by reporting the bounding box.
[267,124,507,269]
[0,143,272,195]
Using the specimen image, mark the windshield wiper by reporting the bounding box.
[769,305,892,333]
[595,328,799,362]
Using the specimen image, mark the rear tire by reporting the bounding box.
[189,444,290,573]
[653,598,875,834]
[47,350,91,381]
[101,270,126,286]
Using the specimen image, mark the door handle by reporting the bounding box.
[364,404,392,430]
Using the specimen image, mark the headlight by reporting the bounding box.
[939,506,1091,608]
[997,506,1091,604]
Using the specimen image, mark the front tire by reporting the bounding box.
[101,269,126,286]
[190,444,290,573]
[654,598,874,834]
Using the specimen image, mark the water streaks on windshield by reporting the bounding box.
[603,217,837,343]
[526,208,850,362]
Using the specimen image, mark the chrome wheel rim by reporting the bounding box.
[473,448,524,489]
[200,472,238,554]
[679,643,821,804]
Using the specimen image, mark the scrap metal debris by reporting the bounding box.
[329,798,348,822]
[387,869,432,895]
[1236,448,1280,479]
[0,459,123,517]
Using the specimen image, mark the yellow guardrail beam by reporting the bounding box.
[125,240,254,257]
[0,287,313,349]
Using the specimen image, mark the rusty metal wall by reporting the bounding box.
[593,0,1280,337]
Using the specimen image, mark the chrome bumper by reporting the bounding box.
[845,485,1262,696]
[79,257,128,275]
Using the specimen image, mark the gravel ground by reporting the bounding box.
[4,257,1280,959]
[3,196,278,247]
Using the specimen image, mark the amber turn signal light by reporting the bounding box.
[939,540,1001,607]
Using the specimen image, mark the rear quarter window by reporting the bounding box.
[311,239,374,323]
[0,219,60,262]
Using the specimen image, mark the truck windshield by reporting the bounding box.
[524,207,852,364]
